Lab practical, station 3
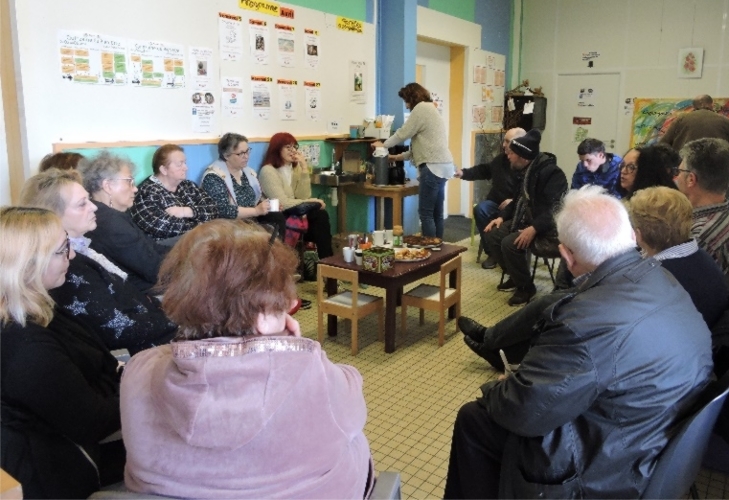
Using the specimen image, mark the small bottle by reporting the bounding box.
[393,225,403,247]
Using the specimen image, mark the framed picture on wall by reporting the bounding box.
[678,48,704,78]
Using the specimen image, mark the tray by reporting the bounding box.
[394,249,431,262]
[403,236,442,249]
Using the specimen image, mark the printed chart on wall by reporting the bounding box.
[129,40,185,88]
[251,76,273,119]
[304,82,321,121]
[470,50,505,130]
[59,31,128,85]
[631,97,729,147]
[218,13,243,61]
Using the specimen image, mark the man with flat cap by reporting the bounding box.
[483,129,567,305]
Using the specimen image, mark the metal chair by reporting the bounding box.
[641,372,729,499]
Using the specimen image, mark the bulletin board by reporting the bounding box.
[17,0,376,163]
[468,49,507,133]
[630,97,729,147]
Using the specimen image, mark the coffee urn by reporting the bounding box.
[373,156,390,186]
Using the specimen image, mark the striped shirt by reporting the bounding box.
[692,201,729,276]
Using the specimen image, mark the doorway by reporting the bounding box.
[553,73,621,181]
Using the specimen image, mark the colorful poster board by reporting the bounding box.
[630,97,729,147]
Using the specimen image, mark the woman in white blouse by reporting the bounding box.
[258,132,333,258]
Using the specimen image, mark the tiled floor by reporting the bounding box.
[294,237,729,499]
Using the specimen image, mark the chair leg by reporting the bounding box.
[545,257,557,284]
[477,241,484,263]
[470,213,476,246]
[351,318,358,356]
[419,308,425,326]
[531,253,539,281]
[378,308,384,342]
[689,482,699,500]
[317,307,324,344]
[455,300,461,334]
[438,307,445,346]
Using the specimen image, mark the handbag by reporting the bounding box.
[284,215,309,247]
[283,201,321,217]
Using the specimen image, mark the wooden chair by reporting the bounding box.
[317,265,384,355]
[400,255,462,346]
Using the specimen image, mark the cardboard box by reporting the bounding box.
[363,246,394,273]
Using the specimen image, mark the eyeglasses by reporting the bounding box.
[55,232,70,258]
[619,163,637,173]
[110,177,135,187]
[283,144,299,152]
[673,168,692,176]
[231,148,251,157]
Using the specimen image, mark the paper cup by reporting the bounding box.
[354,250,363,266]
[343,246,355,263]
[269,199,280,212]
[385,229,394,243]
[372,230,385,246]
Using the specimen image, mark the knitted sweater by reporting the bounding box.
[384,101,453,166]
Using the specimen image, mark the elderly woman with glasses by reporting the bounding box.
[20,168,176,355]
[201,132,286,240]
[130,144,218,245]
[121,220,372,498]
[0,207,125,499]
[77,151,169,293]
[258,132,333,258]
[617,143,679,199]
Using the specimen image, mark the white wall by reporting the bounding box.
[417,6,481,216]
[516,0,729,162]
[416,40,451,141]
[0,71,10,206]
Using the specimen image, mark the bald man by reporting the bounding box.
[455,128,525,269]
[660,94,729,151]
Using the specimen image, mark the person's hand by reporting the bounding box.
[165,206,192,218]
[313,198,326,209]
[371,141,384,149]
[285,314,302,337]
[454,169,463,179]
[256,199,270,215]
[387,154,401,162]
[498,198,512,210]
[484,217,503,233]
[514,226,537,249]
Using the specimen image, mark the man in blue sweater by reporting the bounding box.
[571,138,622,197]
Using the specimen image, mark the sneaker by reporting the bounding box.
[458,317,488,343]
[508,286,537,306]
[481,256,497,270]
[496,278,516,292]
[300,299,312,310]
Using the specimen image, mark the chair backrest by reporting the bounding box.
[641,373,729,499]
[439,255,462,300]
[317,264,360,308]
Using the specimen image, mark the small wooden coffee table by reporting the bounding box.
[319,243,467,353]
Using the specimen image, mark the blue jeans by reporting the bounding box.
[473,200,500,252]
[419,165,447,238]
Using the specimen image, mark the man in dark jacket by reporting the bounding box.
[660,94,729,151]
[444,186,713,499]
[484,128,568,305]
[455,128,524,269]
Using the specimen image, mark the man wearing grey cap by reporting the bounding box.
[483,129,567,305]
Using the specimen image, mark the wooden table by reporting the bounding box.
[319,243,467,353]
[338,180,419,233]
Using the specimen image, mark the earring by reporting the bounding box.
[109,194,113,209]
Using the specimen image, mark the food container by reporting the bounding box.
[362,246,394,273]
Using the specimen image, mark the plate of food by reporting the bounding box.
[394,248,431,262]
[403,235,443,249]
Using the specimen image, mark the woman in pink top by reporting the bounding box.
[121,219,372,498]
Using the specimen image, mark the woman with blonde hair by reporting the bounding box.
[20,168,175,354]
[0,206,124,499]
[121,220,372,498]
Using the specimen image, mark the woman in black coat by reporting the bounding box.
[0,207,124,499]
[20,168,176,354]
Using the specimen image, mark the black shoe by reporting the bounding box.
[458,317,489,343]
[497,278,516,292]
[481,256,497,270]
[463,336,505,371]
[508,286,536,306]
[300,299,312,310]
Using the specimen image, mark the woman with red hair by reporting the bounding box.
[258,132,333,258]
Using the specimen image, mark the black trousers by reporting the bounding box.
[485,225,533,290]
[444,401,508,499]
[303,208,333,258]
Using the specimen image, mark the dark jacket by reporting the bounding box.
[49,253,176,354]
[479,250,713,498]
[1,308,122,499]
[660,109,729,151]
[461,152,519,205]
[501,152,567,235]
[87,201,169,293]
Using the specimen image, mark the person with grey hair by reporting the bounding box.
[201,132,286,240]
[674,137,729,277]
[660,94,729,151]
[78,151,169,293]
[444,185,712,499]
